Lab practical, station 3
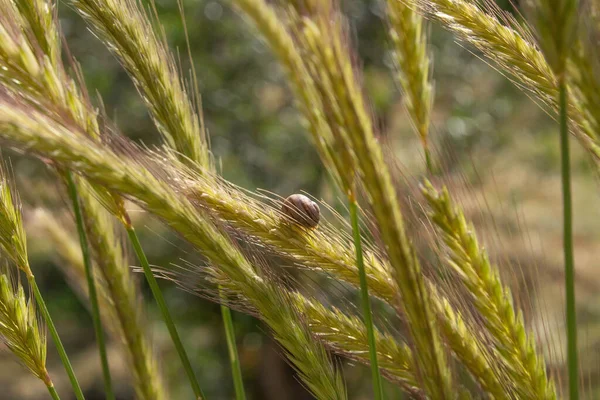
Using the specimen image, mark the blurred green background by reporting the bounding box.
[4,0,600,398]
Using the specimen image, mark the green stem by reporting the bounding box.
[46,384,61,400]
[65,173,115,400]
[124,225,205,400]
[29,278,85,400]
[219,291,246,400]
[559,78,578,400]
[424,146,434,175]
[348,196,384,400]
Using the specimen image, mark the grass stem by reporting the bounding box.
[219,290,246,400]
[65,173,114,400]
[559,77,578,400]
[348,195,384,400]
[29,277,85,400]
[124,224,205,400]
[46,385,61,400]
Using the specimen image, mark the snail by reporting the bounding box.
[281,194,320,229]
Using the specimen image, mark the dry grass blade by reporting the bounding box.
[71,0,211,168]
[0,273,50,386]
[422,181,555,399]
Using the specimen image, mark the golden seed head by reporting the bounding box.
[281,194,320,229]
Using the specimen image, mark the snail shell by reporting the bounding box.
[281,194,320,229]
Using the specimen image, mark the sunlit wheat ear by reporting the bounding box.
[229,0,354,191]
[32,207,167,400]
[568,40,600,149]
[153,130,499,397]
[71,0,211,169]
[422,181,556,399]
[0,273,50,385]
[526,0,578,76]
[0,90,505,396]
[413,0,600,160]
[12,0,60,66]
[0,0,99,138]
[386,0,433,168]
[281,5,455,397]
[0,164,29,274]
[0,98,350,399]
[192,262,424,395]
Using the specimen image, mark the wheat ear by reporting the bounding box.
[76,181,167,400]
[230,0,357,190]
[0,273,59,398]
[386,0,433,169]
[144,15,500,392]
[422,181,556,399]
[0,100,350,400]
[0,163,84,399]
[71,0,210,169]
[413,0,600,161]
[34,208,167,400]
[288,8,455,397]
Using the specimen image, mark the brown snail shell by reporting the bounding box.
[281,194,320,229]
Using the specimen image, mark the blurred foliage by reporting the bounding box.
[3,0,600,398]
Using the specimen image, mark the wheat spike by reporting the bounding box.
[0,273,51,387]
[422,181,556,399]
[71,0,211,169]
[386,0,433,164]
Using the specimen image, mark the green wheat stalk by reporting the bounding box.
[76,184,168,400]
[279,4,384,395]
[528,0,579,397]
[65,172,115,399]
